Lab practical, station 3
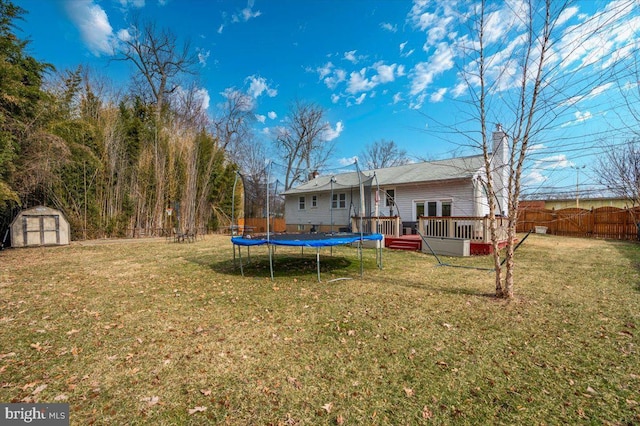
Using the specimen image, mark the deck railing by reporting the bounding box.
[352,215,508,243]
[351,216,401,236]
[419,216,508,243]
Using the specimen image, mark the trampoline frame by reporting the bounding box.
[232,232,383,282]
[231,161,384,281]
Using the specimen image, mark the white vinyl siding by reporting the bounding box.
[392,181,476,221]
[285,179,478,228]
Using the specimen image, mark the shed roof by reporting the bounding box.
[282,154,485,195]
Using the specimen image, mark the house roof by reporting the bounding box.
[282,154,485,195]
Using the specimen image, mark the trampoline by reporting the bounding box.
[230,160,384,281]
[231,232,383,282]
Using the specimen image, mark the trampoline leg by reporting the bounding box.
[232,244,236,266]
[247,246,251,263]
[269,244,274,281]
[238,245,244,277]
[359,241,364,279]
[316,247,321,282]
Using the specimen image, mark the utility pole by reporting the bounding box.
[570,165,586,208]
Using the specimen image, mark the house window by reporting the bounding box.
[332,193,346,209]
[417,200,450,218]
[442,201,452,217]
[298,196,306,210]
[427,201,437,216]
[311,195,318,208]
[297,224,306,231]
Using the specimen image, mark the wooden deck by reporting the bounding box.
[385,234,509,255]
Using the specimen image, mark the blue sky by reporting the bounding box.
[14,0,640,199]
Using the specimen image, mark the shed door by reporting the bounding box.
[23,215,60,246]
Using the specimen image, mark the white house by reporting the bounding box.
[282,127,509,237]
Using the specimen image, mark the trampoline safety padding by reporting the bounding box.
[231,232,383,282]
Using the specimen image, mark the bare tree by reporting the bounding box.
[274,100,334,190]
[116,19,197,230]
[213,88,255,162]
[455,0,634,298]
[359,139,410,169]
[596,139,640,207]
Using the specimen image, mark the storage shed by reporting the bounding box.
[10,206,70,247]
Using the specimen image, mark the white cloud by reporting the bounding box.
[322,121,344,141]
[555,0,637,71]
[64,0,115,56]
[339,156,358,166]
[392,92,402,104]
[523,170,548,185]
[561,110,593,127]
[373,62,397,84]
[317,62,334,79]
[532,154,571,171]
[255,114,266,123]
[347,68,376,94]
[331,94,340,104]
[527,143,546,154]
[197,49,210,67]
[220,88,254,111]
[197,88,210,110]
[344,50,358,64]
[381,22,398,32]
[324,69,346,90]
[354,93,367,105]
[237,0,261,21]
[399,41,408,52]
[408,0,461,48]
[430,88,447,103]
[173,86,210,112]
[217,24,224,34]
[409,93,426,110]
[118,0,145,8]
[409,42,455,96]
[246,75,277,98]
[117,28,131,42]
[268,111,277,120]
[556,6,579,26]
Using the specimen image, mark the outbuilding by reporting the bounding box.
[10,206,70,247]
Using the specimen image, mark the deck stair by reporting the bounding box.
[385,236,421,251]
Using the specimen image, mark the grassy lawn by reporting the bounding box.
[1,234,639,425]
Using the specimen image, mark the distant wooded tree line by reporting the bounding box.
[0,1,247,240]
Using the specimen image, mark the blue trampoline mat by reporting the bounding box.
[231,232,383,248]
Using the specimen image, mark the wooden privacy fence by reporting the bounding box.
[517,206,640,240]
[239,218,286,233]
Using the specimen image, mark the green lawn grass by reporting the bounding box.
[1,234,639,425]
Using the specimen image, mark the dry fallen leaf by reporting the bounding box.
[54,394,68,401]
[322,402,333,414]
[404,387,414,397]
[188,406,207,415]
[141,396,160,407]
[32,384,47,395]
[66,329,80,336]
[336,414,345,425]
[200,389,212,396]
[287,376,302,389]
[422,406,433,419]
